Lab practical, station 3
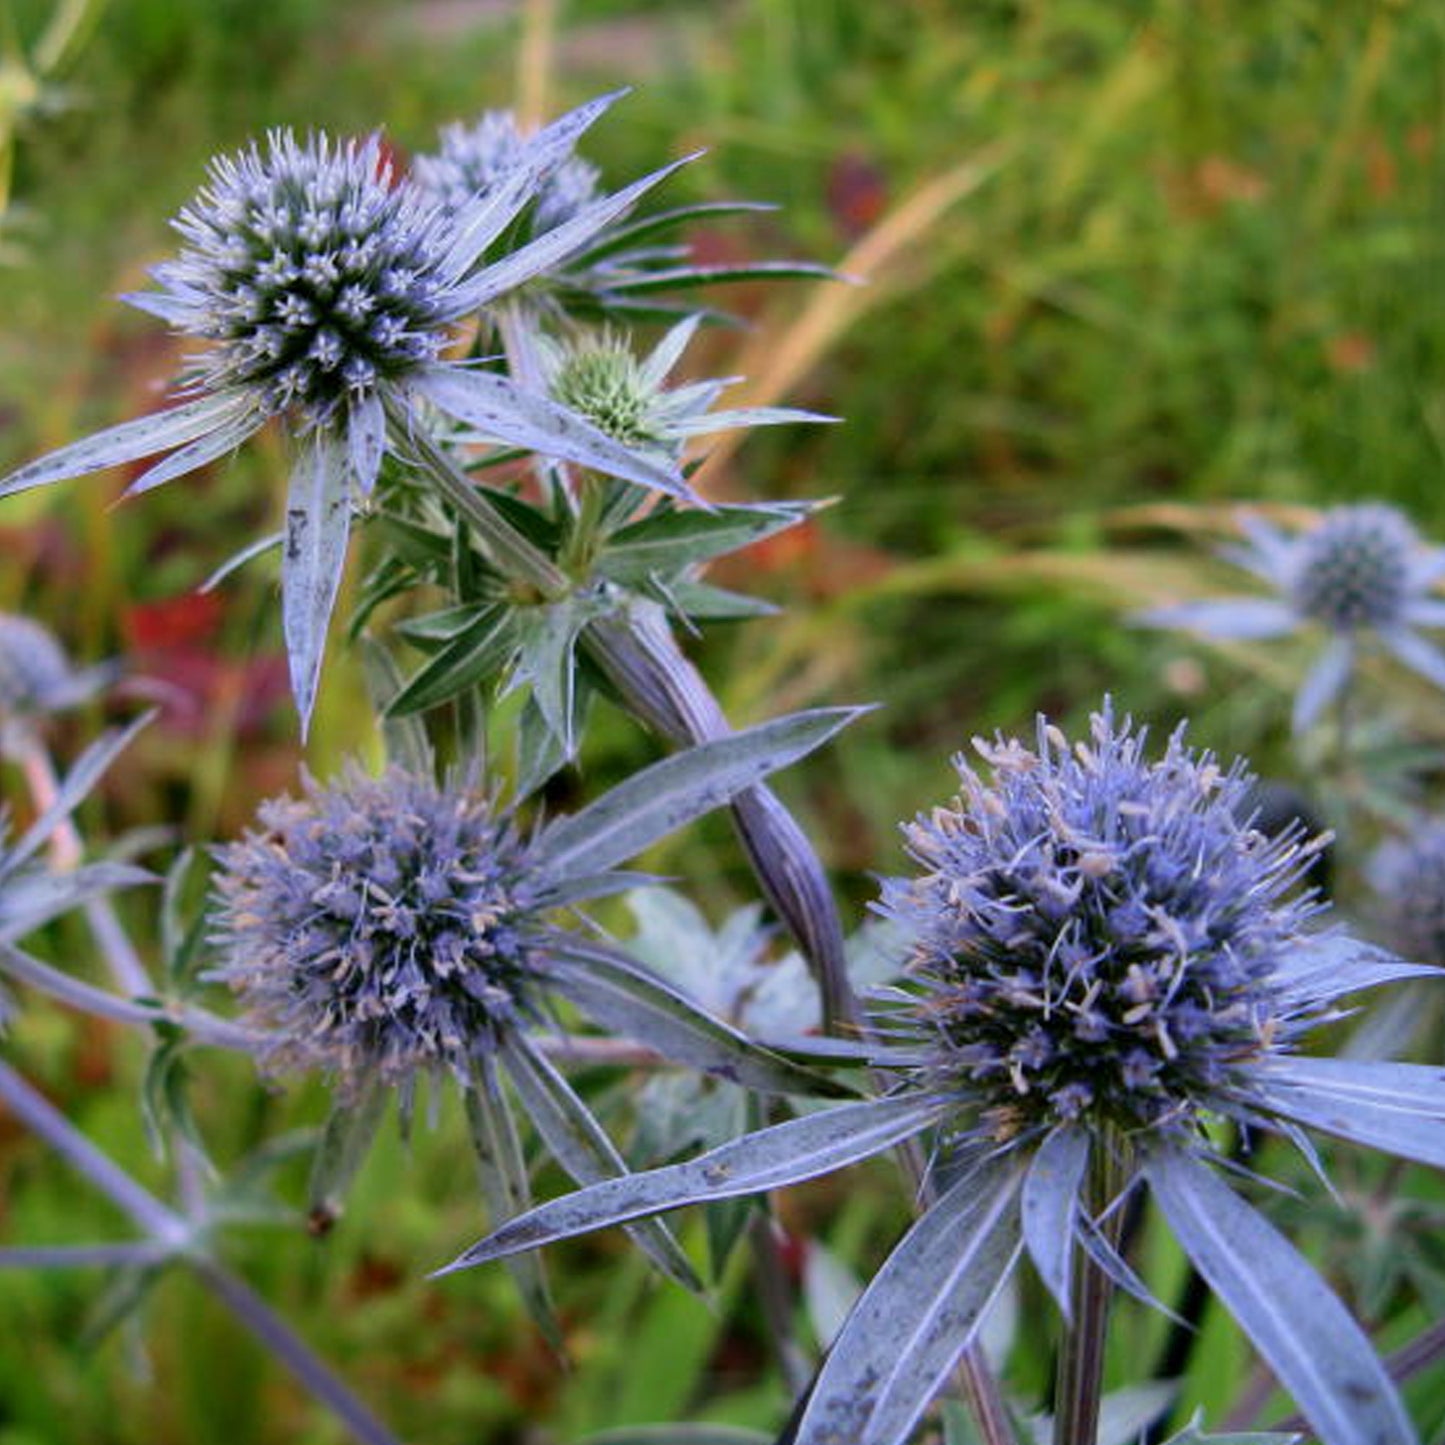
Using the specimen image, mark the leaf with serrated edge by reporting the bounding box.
[534,938,840,1097]
[794,1156,1024,1445]
[1247,1056,1445,1169]
[282,431,352,735]
[435,1093,946,1277]
[498,1032,701,1294]
[1144,1146,1411,1445]
[533,707,863,884]
[1022,1126,1089,1319]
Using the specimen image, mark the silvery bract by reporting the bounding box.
[0,95,701,733]
[1140,504,1445,732]
[440,704,1445,1445]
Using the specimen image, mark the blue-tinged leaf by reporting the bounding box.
[1022,1126,1089,1318]
[497,1033,702,1294]
[282,430,352,736]
[670,405,836,439]
[4,712,153,876]
[356,638,433,777]
[1031,1381,1180,1445]
[1293,636,1354,734]
[465,1054,562,1353]
[437,90,628,281]
[0,393,254,499]
[0,864,153,942]
[435,1093,947,1276]
[413,365,695,501]
[120,408,263,498]
[638,314,704,388]
[1249,1056,1445,1169]
[573,1428,771,1445]
[1134,599,1300,641]
[456,156,695,312]
[1144,1146,1412,1445]
[532,938,844,1097]
[1273,932,1438,1003]
[347,391,386,498]
[533,706,864,884]
[1380,626,1445,690]
[1074,1201,1185,1323]
[794,1156,1024,1445]
[510,594,608,756]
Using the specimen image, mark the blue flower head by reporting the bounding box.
[211,766,542,1088]
[414,109,600,234]
[1140,504,1445,732]
[0,96,692,733]
[444,704,1445,1445]
[1370,821,1445,967]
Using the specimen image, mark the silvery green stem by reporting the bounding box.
[1054,1133,1130,1445]
[0,1058,404,1445]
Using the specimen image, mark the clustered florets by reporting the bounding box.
[151,132,457,422]
[546,334,656,448]
[878,707,1327,1138]
[1287,503,1415,633]
[1370,823,1445,967]
[414,110,600,233]
[211,766,540,1088]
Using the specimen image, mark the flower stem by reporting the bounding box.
[1054,1132,1130,1445]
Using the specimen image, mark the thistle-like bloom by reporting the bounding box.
[0,95,696,732]
[443,705,1445,1445]
[535,316,824,471]
[1370,823,1445,966]
[414,109,601,235]
[0,615,116,734]
[1140,504,1445,732]
[208,707,851,1303]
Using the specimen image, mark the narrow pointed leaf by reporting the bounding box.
[0,393,253,499]
[1135,599,1299,641]
[120,409,263,498]
[201,530,283,592]
[5,712,153,876]
[571,200,777,266]
[1293,636,1353,734]
[388,607,516,717]
[357,638,434,777]
[605,261,838,295]
[457,156,693,312]
[794,1156,1024,1445]
[1274,932,1439,1002]
[1381,626,1445,690]
[347,391,386,497]
[1144,1146,1411,1445]
[1022,1126,1089,1318]
[413,365,694,500]
[465,1055,563,1352]
[533,706,863,884]
[498,1033,702,1294]
[534,939,843,1097]
[0,863,154,942]
[282,431,352,735]
[600,502,815,584]
[436,1093,946,1276]
[307,1079,388,1226]
[511,595,606,755]
[1249,1056,1445,1169]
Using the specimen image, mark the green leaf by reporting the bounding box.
[604,261,838,296]
[307,1080,388,1230]
[599,502,815,584]
[357,637,434,776]
[510,593,610,755]
[388,606,515,717]
[569,200,777,265]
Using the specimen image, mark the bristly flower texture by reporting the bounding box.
[0,94,697,733]
[443,704,1445,1445]
[206,707,853,1302]
[1140,504,1445,733]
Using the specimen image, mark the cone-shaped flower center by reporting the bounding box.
[1288,504,1414,632]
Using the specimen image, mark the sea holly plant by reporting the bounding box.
[441,704,1445,1445]
[1140,504,1445,734]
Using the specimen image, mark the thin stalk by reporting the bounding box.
[0,1059,404,1445]
[1054,1132,1131,1445]
[749,1210,812,1397]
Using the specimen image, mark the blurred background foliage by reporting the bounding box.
[2,1,1445,1441]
